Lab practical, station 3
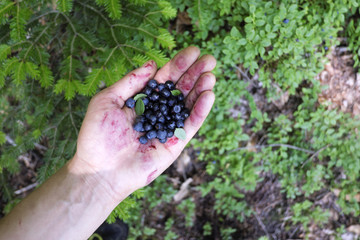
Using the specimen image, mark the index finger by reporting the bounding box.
[154,46,200,83]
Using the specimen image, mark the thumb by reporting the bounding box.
[109,60,157,103]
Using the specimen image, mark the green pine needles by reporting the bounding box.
[0,0,176,220]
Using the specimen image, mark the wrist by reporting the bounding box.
[67,153,132,206]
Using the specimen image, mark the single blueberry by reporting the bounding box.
[134,122,144,132]
[165,80,175,90]
[173,104,181,113]
[167,131,174,138]
[158,116,165,123]
[145,110,153,119]
[161,89,171,98]
[155,123,164,130]
[137,115,146,123]
[329,36,333,39]
[324,46,328,51]
[157,130,167,139]
[296,38,299,42]
[139,136,148,144]
[147,79,158,89]
[125,98,135,108]
[147,101,154,109]
[159,98,167,105]
[153,103,159,111]
[160,104,168,113]
[144,122,153,131]
[167,121,176,130]
[159,137,167,143]
[143,87,152,95]
[165,115,171,121]
[142,97,149,106]
[155,111,163,119]
[179,102,185,109]
[146,130,157,140]
[177,93,184,101]
[174,113,182,120]
[157,83,166,91]
[167,97,177,107]
[148,115,157,123]
[283,19,289,24]
[321,28,324,32]
[176,120,184,128]
[181,108,190,119]
[150,92,160,101]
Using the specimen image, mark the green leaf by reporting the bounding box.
[39,65,54,87]
[134,93,147,101]
[0,131,6,145]
[174,128,186,140]
[135,99,145,115]
[57,0,73,13]
[171,89,182,96]
[0,45,11,61]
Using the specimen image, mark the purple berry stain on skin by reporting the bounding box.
[146,169,158,185]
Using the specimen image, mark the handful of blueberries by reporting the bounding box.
[125,79,189,144]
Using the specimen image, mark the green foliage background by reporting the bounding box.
[1,0,360,238]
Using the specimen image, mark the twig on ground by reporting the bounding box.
[234,65,251,82]
[14,182,39,195]
[229,143,315,154]
[301,144,331,168]
[254,208,272,240]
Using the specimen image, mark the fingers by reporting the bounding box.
[185,72,216,109]
[176,55,216,97]
[107,60,157,105]
[161,90,215,155]
[154,46,200,83]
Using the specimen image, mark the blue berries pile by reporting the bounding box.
[125,79,189,144]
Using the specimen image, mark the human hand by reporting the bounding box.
[70,46,216,203]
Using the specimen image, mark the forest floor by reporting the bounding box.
[1,43,360,240]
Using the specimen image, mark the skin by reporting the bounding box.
[0,46,216,240]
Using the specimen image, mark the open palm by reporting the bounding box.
[74,47,216,201]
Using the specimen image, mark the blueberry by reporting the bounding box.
[324,46,328,51]
[177,93,184,101]
[143,87,152,95]
[147,101,154,109]
[176,120,184,128]
[147,79,158,89]
[157,130,167,139]
[159,137,167,143]
[179,102,185,109]
[167,121,176,130]
[153,103,159,111]
[137,115,146,123]
[159,98,167,105]
[165,115,171,121]
[155,123,164,130]
[165,80,175,90]
[157,83,166,91]
[181,108,190,119]
[134,122,144,132]
[167,97,177,107]
[174,113,182,120]
[139,136,148,144]
[160,104,168,113]
[321,28,325,32]
[148,115,156,123]
[146,130,157,140]
[161,89,171,98]
[329,36,333,39]
[125,98,135,108]
[150,92,160,101]
[173,104,181,113]
[158,116,165,123]
[142,97,149,106]
[155,111,163,119]
[283,19,289,24]
[296,38,299,42]
[145,110,153,119]
[144,122,153,131]
[167,131,174,138]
